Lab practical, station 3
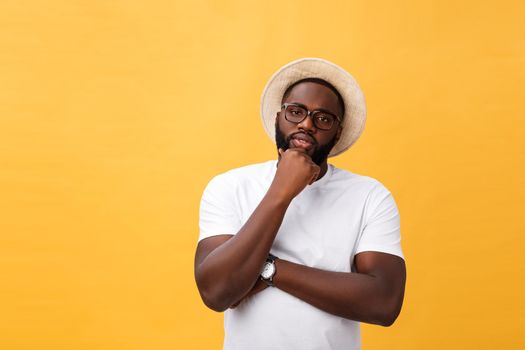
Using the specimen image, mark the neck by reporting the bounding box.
[317,161,328,180]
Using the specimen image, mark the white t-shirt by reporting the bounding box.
[199,160,404,350]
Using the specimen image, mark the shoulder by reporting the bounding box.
[329,165,392,196]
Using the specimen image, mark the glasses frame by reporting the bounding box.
[281,103,342,131]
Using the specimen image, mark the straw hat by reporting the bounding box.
[260,57,367,157]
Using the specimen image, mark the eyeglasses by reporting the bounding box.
[281,103,341,131]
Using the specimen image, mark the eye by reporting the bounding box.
[286,106,306,116]
[316,114,333,123]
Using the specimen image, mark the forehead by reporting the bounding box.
[282,81,341,115]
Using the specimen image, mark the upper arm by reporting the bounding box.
[354,251,406,317]
[353,182,406,297]
[199,174,241,242]
[196,174,240,304]
[196,173,238,272]
[354,251,406,284]
[355,185,404,258]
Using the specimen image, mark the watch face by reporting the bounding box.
[261,262,275,279]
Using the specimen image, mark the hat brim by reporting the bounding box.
[260,58,367,157]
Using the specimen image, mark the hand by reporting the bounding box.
[270,148,320,200]
[230,279,268,308]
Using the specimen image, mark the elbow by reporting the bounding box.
[198,287,231,312]
[201,296,229,312]
[377,312,398,327]
[374,280,406,327]
[368,307,399,327]
[195,272,233,312]
[375,297,404,327]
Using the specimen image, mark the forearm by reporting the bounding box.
[196,149,322,311]
[195,188,291,311]
[273,259,405,326]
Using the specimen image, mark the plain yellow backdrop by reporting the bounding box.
[1,1,524,349]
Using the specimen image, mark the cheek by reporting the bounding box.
[319,131,339,146]
[277,116,292,133]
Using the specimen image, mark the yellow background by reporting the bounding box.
[1,1,524,349]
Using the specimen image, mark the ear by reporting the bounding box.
[335,125,343,142]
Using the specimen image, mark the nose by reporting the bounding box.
[297,113,317,133]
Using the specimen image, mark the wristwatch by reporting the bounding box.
[260,253,278,286]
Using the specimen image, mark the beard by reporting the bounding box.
[275,123,337,166]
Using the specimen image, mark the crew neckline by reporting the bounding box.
[308,163,333,189]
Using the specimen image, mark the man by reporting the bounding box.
[194,58,406,350]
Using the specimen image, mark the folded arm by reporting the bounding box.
[194,149,320,311]
[270,251,406,326]
[194,193,288,312]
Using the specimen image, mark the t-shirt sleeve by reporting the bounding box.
[355,183,404,259]
[198,174,242,242]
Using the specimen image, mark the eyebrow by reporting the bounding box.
[287,102,338,116]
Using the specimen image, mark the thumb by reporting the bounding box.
[309,169,320,185]
[308,174,317,185]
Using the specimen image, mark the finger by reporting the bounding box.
[247,279,268,296]
[287,147,308,154]
[309,167,320,185]
[309,173,317,185]
[287,148,312,162]
[277,149,283,165]
[230,280,268,309]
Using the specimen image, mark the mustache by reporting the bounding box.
[286,132,317,145]
[275,123,335,166]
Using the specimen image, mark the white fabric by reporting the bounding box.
[198,160,404,350]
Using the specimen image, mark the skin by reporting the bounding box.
[194,82,406,326]
[275,81,343,169]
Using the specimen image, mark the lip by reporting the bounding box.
[289,132,316,150]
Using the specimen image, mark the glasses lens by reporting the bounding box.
[313,112,335,130]
[285,105,307,123]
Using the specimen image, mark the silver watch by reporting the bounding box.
[260,254,278,286]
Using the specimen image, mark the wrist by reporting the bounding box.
[260,254,279,286]
[265,184,294,207]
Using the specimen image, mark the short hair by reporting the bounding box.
[281,78,345,118]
